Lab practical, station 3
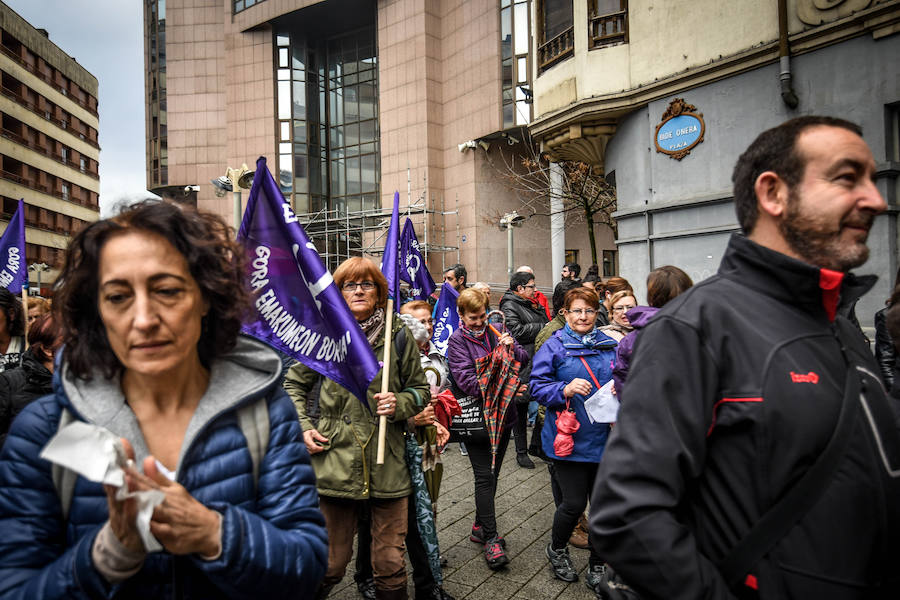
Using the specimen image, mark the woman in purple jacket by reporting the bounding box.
[612,265,693,402]
[446,288,528,571]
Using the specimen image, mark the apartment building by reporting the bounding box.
[0,0,100,294]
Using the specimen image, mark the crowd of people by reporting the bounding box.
[0,115,897,600]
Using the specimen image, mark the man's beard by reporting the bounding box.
[778,189,873,272]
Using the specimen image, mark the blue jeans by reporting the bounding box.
[527,400,538,425]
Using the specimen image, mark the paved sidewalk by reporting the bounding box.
[329,436,599,600]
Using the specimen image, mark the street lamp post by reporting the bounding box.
[28,262,49,296]
[212,164,255,230]
[499,211,525,279]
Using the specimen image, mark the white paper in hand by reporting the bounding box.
[40,421,165,552]
[582,379,619,424]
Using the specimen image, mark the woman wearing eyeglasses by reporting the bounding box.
[598,290,638,343]
[285,257,430,600]
[529,287,617,591]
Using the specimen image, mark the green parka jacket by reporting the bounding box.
[284,318,430,500]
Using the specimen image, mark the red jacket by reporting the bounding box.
[533,290,551,320]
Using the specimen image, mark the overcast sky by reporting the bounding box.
[5,0,150,215]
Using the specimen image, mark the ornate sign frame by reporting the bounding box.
[654,98,706,160]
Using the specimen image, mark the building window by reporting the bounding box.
[60,146,68,163]
[61,183,69,202]
[888,102,900,162]
[501,0,532,128]
[80,157,86,173]
[275,20,380,271]
[145,0,167,188]
[602,249,617,277]
[538,0,574,72]
[234,0,266,13]
[588,0,627,49]
[565,249,579,265]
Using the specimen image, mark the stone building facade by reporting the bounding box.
[143,0,617,293]
[529,0,900,324]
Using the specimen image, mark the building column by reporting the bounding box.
[550,161,565,280]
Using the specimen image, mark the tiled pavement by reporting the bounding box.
[328,435,599,600]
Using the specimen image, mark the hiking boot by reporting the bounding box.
[584,564,607,593]
[484,536,510,570]
[545,544,578,582]
[355,577,376,600]
[469,524,506,547]
[415,586,456,600]
[569,513,590,549]
[516,452,535,468]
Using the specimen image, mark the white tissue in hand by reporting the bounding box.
[40,421,165,552]
[39,421,126,487]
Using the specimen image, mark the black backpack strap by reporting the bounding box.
[717,360,861,588]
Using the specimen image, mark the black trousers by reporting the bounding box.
[356,495,435,592]
[551,459,602,566]
[513,399,529,455]
[465,427,512,539]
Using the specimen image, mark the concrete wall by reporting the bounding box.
[609,32,900,323]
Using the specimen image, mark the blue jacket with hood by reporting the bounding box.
[528,326,617,462]
[0,335,328,599]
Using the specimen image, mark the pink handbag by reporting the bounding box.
[553,400,580,457]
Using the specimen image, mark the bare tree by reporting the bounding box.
[484,132,616,267]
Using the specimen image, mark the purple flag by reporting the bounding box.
[398,219,435,301]
[431,282,460,356]
[380,191,400,302]
[238,157,379,407]
[0,199,26,294]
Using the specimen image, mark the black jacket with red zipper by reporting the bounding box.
[590,233,900,599]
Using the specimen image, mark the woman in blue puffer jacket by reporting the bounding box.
[0,201,328,599]
[529,286,616,593]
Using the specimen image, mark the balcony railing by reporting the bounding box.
[0,169,99,211]
[0,85,100,149]
[538,26,575,71]
[0,43,99,117]
[0,128,100,179]
[589,9,627,48]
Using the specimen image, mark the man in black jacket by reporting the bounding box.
[500,271,548,469]
[591,116,900,599]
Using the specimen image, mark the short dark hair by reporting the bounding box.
[444,263,467,286]
[54,200,250,380]
[646,266,693,308]
[510,271,534,291]
[731,116,862,234]
[565,262,581,278]
[26,313,62,363]
[586,263,599,278]
[0,288,24,337]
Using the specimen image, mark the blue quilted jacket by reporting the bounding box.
[0,335,328,599]
[529,326,617,462]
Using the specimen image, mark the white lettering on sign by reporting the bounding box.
[250,245,271,291]
[282,202,298,224]
[0,247,20,287]
[675,125,698,136]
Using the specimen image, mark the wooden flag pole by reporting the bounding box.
[20,286,28,349]
[375,297,394,465]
